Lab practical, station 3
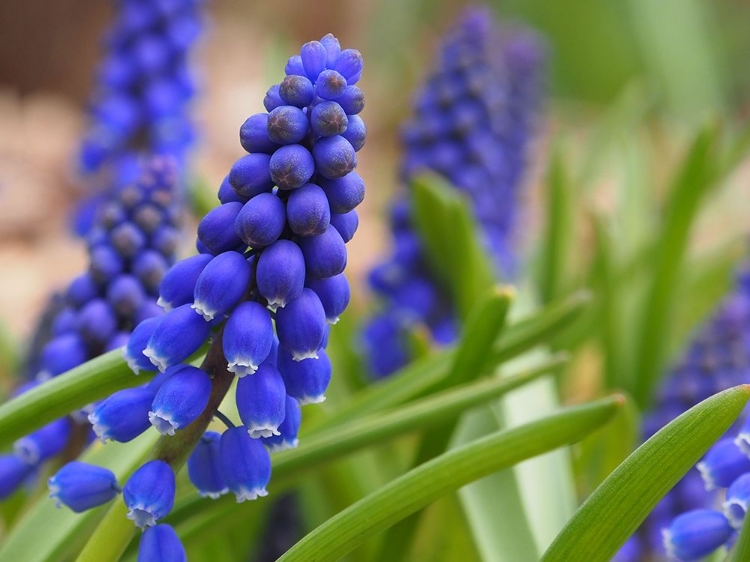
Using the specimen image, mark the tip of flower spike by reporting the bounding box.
[292,350,319,362]
[233,486,268,503]
[127,507,158,528]
[191,301,217,322]
[143,347,169,373]
[148,411,178,436]
[227,360,259,377]
[247,424,281,439]
[156,296,173,312]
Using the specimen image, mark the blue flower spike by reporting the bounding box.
[138,524,187,562]
[663,509,733,562]
[48,462,121,513]
[124,460,176,528]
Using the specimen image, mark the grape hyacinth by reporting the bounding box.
[49,34,367,558]
[617,266,750,561]
[75,0,203,234]
[361,7,544,378]
[0,158,181,503]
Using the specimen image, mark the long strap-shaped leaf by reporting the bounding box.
[276,395,623,562]
[541,384,750,562]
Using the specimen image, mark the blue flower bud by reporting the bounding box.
[0,455,34,499]
[320,33,341,66]
[144,304,211,371]
[234,193,286,248]
[77,299,117,345]
[297,226,347,280]
[138,524,187,562]
[90,245,124,283]
[312,135,356,180]
[333,49,364,83]
[107,274,146,317]
[240,113,279,154]
[197,202,244,255]
[663,509,732,561]
[14,417,71,465]
[267,106,309,145]
[38,334,88,378]
[278,348,331,404]
[124,316,161,373]
[263,84,284,112]
[310,101,348,137]
[319,171,365,213]
[275,288,327,360]
[67,273,99,308]
[192,251,251,321]
[300,40,327,81]
[228,153,274,199]
[306,274,350,323]
[220,427,271,502]
[223,301,274,376]
[236,363,286,438]
[698,439,750,491]
[330,210,359,242]
[149,366,211,435]
[316,70,347,100]
[158,253,213,311]
[285,55,305,77]
[263,396,301,452]
[133,250,169,292]
[124,460,175,528]
[89,386,155,442]
[256,240,305,310]
[270,144,315,190]
[286,183,331,236]
[342,114,367,151]
[279,75,314,108]
[217,174,245,204]
[48,461,121,513]
[725,473,750,528]
[187,431,227,499]
[337,85,365,115]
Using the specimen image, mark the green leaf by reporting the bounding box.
[0,350,156,449]
[541,384,750,562]
[730,504,750,562]
[277,395,624,562]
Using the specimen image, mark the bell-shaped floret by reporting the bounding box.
[297,226,347,280]
[220,427,272,502]
[315,70,347,101]
[330,210,359,242]
[236,363,286,438]
[124,316,161,374]
[724,473,750,528]
[138,524,187,562]
[263,396,302,452]
[14,417,71,465]
[275,289,327,360]
[278,75,314,108]
[157,253,213,311]
[299,40,327,81]
[223,301,274,376]
[277,348,331,405]
[143,304,211,372]
[698,439,750,491]
[342,114,367,151]
[333,49,364,84]
[192,251,252,321]
[228,154,274,199]
[270,144,315,190]
[89,386,155,442]
[319,171,365,213]
[149,366,212,435]
[234,193,286,248]
[256,240,305,310]
[187,431,227,499]
[48,461,120,513]
[663,509,732,561]
[196,202,244,255]
[312,135,356,180]
[124,460,176,528]
[306,274,350,324]
[239,114,279,154]
[286,183,331,236]
[267,106,309,145]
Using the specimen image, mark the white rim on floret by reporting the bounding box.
[88,412,113,443]
[723,498,748,529]
[191,301,218,322]
[233,486,268,503]
[123,349,143,374]
[227,360,259,377]
[247,423,281,439]
[661,528,676,559]
[696,461,718,491]
[291,349,319,362]
[127,506,159,528]
[267,438,299,453]
[13,438,41,465]
[156,296,173,312]
[143,347,169,372]
[735,432,750,457]
[298,393,326,406]
[148,411,179,436]
[198,486,229,500]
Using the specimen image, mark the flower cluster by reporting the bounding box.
[361,7,544,378]
[616,267,750,561]
[46,33,366,558]
[0,158,181,501]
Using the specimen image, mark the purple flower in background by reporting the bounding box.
[362,7,545,378]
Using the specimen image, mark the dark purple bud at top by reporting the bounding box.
[297,226,347,280]
[48,461,120,513]
[270,144,315,190]
[278,348,331,405]
[228,153,274,199]
[223,301,274,376]
[286,183,331,236]
[158,253,213,311]
[124,316,161,374]
[319,171,365,213]
[187,431,227,499]
[341,114,367,151]
[267,106,309,145]
[310,101,348,137]
[306,273,350,323]
[77,299,117,345]
[220,427,271,502]
[234,193,286,248]
[337,85,365,115]
[316,70,347,100]
[149,366,212,435]
[89,386,155,443]
[284,55,305,77]
[39,334,88,378]
[236,362,286,438]
[279,75,315,108]
[256,240,305,310]
[124,460,175,528]
[330,210,359,242]
[333,49,364,83]
[663,509,732,561]
[239,113,278,154]
[275,288,327,360]
[14,417,71,465]
[0,455,34,499]
[192,251,251,321]
[197,202,244,255]
[313,135,357,180]
[320,33,341,66]
[300,41,327,81]
[263,84,284,112]
[107,275,146,317]
[263,395,301,452]
[138,524,187,562]
[144,304,212,371]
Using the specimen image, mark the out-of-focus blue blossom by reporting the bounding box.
[48,461,121,513]
[361,7,544,378]
[663,509,734,562]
